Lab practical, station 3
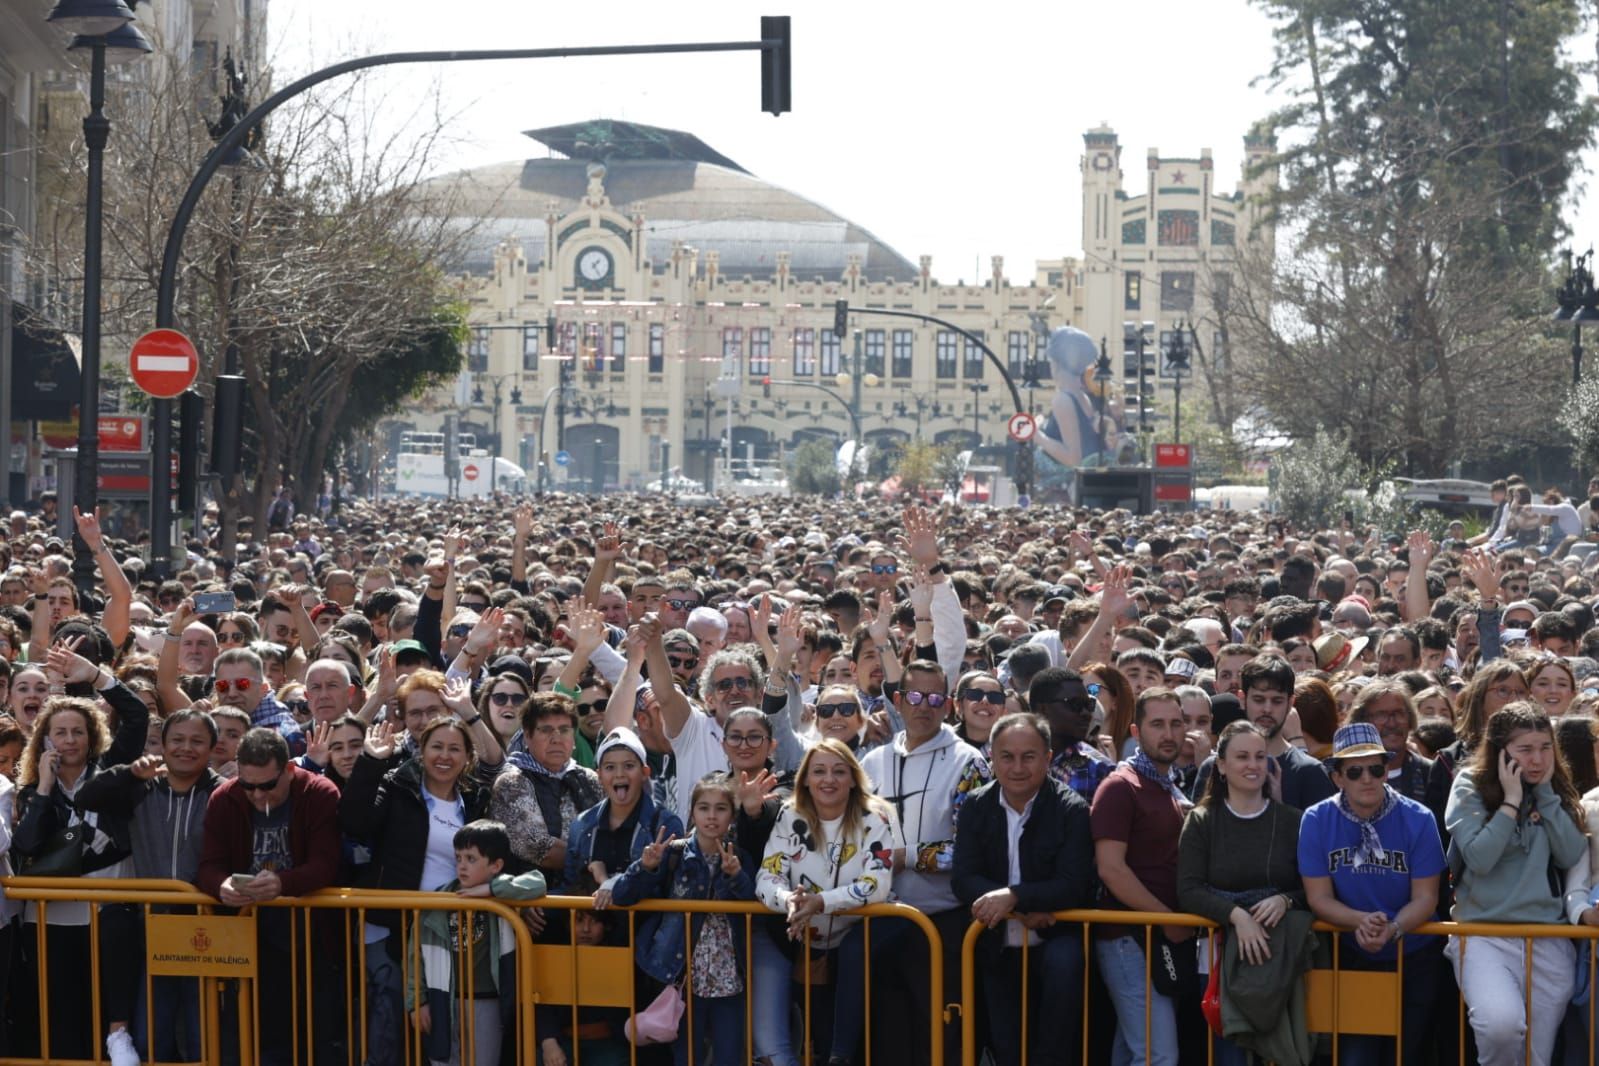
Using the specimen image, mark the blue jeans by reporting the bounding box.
[132,976,201,1062]
[982,935,1085,1066]
[751,933,799,1066]
[1336,941,1443,1066]
[673,992,743,1066]
[1095,935,1178,1066]
[362,941,405,1066]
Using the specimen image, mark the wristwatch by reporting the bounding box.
[460,714,482,728]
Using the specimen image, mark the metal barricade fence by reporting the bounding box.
[0,880,945,1066]
[958,908,1599,1066]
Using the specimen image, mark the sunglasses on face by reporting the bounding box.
[1338,764,1385,781]
[236,773,282,793]
[815,702,859,719]
[961,689,1007,706]
[578,701,607,714]
[1037,696,1096,716]
[1085,682,1103,698]
[447,625,472,638]
[665,598,700,612]
[459,601,489,612]
[220,631,247,645]
[714,676,753,693]
[959,661,990,674]
[870,563,898,575]
[284,699,309,717]
[903,691,947,708]
[489,691,527,707]
[214,678,254,694]
[667,654,699,670]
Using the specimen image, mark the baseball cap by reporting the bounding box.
[389,639,432,664]
[595,726,648,766]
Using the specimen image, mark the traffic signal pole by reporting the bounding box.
[146,20,794,576]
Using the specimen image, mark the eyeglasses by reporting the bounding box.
[960,690,1007,706]
[667,654,699,670]
[665,598,700,611]
[213,678,254,694]
[816,702,860,719]
[578,701,607,714]
[959,661,990,674]
[219,631,248,645]
[236,773,282,793]
[714,676,754,693]
[724,732,769,748]
[447,625,473,638]
[158,595,182,606]
[1338,764,1385,781]
[284,698,309,717]
[903,691,947,708]
[534,724,575,739]
[460,601,489,612]
[489,691,528,707]
[1085,682,1103,698]
[870,563,899,575]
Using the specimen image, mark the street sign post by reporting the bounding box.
[129,329,198,398]
[1006,412,1037,443]
[462,463,480,482]
[554,450,572,467]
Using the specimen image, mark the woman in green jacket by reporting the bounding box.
[1445,702,1588,1066]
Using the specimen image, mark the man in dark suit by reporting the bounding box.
[953,712,1095,1066]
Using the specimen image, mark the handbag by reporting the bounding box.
[625,980,685,1045]
[20,822,85,878]
[792,829,844,986]
[1201,934,1224,1034]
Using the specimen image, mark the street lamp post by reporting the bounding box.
[49,0,149,598]
[965,381,990,446]
[146,20,794,577]
[1166,321,1193,444]
[471,374,522,493]
[1553,248,1599,384]
[1093,338,1113,454]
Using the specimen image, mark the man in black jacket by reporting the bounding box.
[953,713,1095,1066]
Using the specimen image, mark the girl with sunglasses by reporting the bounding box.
[477,673,533,757]
[953,670,1007,752]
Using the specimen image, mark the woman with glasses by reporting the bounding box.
[476,672,532,754]
[1081,661,1135,760]
[216,612,259,650]
[573,678,613,768]
[953,670,1007,752]
[1435,659,1530,780]
[490,692,602,890]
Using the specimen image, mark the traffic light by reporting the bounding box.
[762,376,771,398]
[834,300,848,339]
[760,16,792,116]
[178,390,202,512]
[545,313,557,350]
[211,374,244,481]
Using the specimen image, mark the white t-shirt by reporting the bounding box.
[666,708,730,825]
[420,790,466,892]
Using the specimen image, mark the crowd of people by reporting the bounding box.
[2,475,1599,1065]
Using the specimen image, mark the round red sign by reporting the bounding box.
[463,464,480,481]
[129,329,199,398]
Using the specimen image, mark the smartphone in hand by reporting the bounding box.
[193,591,237,615]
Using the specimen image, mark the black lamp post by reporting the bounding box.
[471,374,521,493]
[49,0,149,599]
[1553,249,1599,384]
[1093,337,1114,460]
[1165,321,1193,444]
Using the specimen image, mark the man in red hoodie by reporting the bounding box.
[197,727,341,1066]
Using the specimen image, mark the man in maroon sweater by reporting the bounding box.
[197,728,341,1066]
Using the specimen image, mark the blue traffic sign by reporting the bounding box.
[554,450,572,467]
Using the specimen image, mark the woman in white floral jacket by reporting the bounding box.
[755,738,901,1066]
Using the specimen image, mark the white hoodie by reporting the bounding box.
[861,723,990,913]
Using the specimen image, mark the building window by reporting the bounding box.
[582,323,605,373]
[749,327,772,375]
[1007,331,1028,378]
[722,327,743,368]
[891,330,913,378]
[793,328,815,376]
[936,331,958,379]
[1034,332,1053,379]
[1125,272,1142,311]
[648,323,664,374]
[963,330,985,378]
[522,325,540,372]
[468,327,488,373]
[1161,271,1195,312]
[819,331,841,376]
[610,323,627,372]
[863,329,885,377]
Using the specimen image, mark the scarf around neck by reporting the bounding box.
[1126,750,1192,808]
[1336,785,1397,867]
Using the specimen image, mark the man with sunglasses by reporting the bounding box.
[861,659,990,1065]
[1029,666,1114,803]
[210,647,306,757]
[1298,722,1446,1066]
[658,581,701,631]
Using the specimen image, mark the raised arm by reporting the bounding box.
[510,503,533,590]
[602,624,647,737]
[1403,531,1434,624]
[74,507,131,647]
[1069,530,1110,580]
[579,521,623,608]
[1066,566,1132,672]
[554,601,605,693]
[642,615,694,737]
[157,598,196,711]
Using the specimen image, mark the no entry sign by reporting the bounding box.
[129,329,199,398]
[462,463,480,481]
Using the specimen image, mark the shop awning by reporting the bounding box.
[10,303,81,422]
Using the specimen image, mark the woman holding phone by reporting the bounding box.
[1445,702,1587,1066]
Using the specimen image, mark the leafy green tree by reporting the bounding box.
[1558,373,1599,471]
[893,439,944,497]
[1273,427,1360,530]
[787,438,841,496]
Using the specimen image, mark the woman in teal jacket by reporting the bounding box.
[1444,702,1588,1066]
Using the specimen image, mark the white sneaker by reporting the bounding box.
[106,1029,140,1066]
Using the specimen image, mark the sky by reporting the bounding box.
[266,0,1599,281]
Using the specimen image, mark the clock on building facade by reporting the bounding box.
[576,246,614,289]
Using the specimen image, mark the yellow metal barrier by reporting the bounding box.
[958,909,1599,1066]
[0,880,945,1066]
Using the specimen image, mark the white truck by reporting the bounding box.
[394,450,526,498]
